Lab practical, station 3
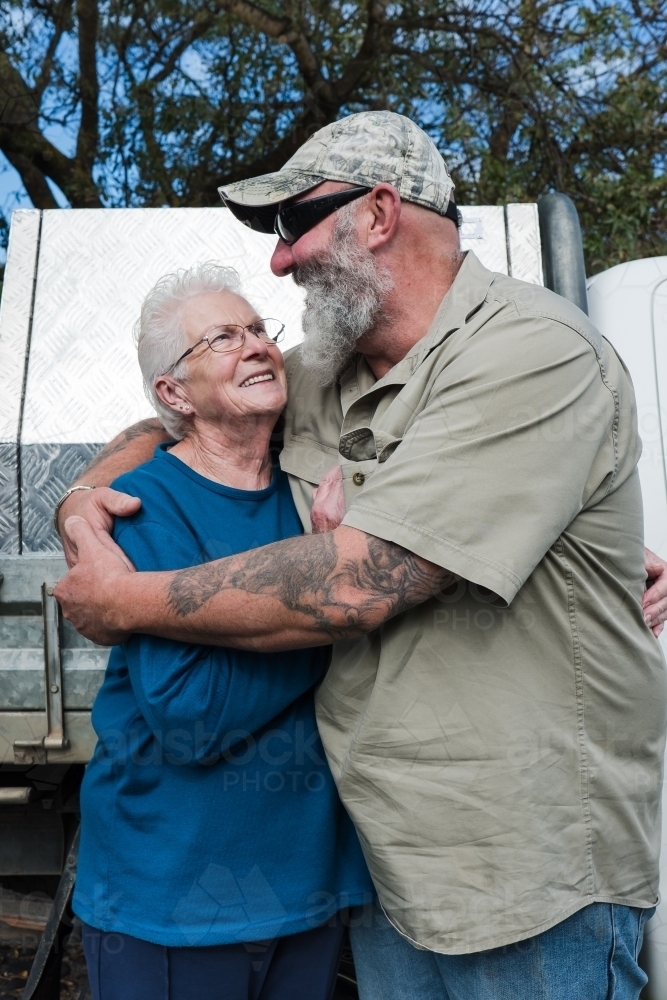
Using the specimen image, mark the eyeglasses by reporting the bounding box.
[273,187,463,245]
[162,319,285,375]
[274,187,371,245]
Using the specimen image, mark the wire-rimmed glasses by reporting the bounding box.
[161,319,285,375]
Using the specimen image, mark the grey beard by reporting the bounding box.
[293,206,394,386]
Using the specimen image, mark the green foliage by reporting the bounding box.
[1,0,666,272]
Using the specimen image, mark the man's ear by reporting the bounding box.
[365,183,402,250]
[154,376,193,416]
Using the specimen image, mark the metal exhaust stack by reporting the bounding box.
[538,193,588,314]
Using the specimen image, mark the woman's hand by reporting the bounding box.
[643,547,667,637]
[311,465,346,534]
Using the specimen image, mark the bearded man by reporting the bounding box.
[56,112,667,1000]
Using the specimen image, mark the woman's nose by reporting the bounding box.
[242,331,270,358]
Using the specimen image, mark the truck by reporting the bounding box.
[0,197,665,998]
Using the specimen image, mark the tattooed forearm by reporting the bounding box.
[170,534,338,618]
[82,419,167,477]
[167,528,456,640]
[342,535,452,609]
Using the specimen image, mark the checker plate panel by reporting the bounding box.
[2,203,543,552]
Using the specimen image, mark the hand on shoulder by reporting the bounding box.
[57,487,141,568]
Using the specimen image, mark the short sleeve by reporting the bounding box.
[342,314,617,604]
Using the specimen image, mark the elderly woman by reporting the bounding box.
[72,263,373,1000]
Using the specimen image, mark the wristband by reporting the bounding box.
[53,485,97,535]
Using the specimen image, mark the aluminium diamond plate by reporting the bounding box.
[21,207,307,448]
[4,203,544,552]
[506,203,544,285]
[21,443,102,552]
[459,206,509,274]
[18,206,309,550]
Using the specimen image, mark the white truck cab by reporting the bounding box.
[587,257,667,999]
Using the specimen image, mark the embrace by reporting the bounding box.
[56,113,667,1000]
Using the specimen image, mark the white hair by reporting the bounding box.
[135,261,244,438]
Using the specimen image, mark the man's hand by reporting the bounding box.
[55,517,136,645]
[643,547,667,637]
[311,465,346,533]
[54,416,168,566]
[58,487,141,569]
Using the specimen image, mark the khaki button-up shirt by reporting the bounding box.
[280,251,666,954]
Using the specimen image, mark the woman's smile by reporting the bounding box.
[238,370,275,388]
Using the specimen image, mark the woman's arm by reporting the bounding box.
[123,634,324,765]
[643,547,667,637]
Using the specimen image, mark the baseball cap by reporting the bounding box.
[218,111,455,234]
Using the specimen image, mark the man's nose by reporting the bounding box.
[270,239,296,277]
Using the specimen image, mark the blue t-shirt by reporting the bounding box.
[73,444,373,946]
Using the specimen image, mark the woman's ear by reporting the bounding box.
[154,376,194,416]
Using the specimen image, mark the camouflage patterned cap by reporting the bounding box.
[218,111,455,234]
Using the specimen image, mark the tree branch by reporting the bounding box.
[0,51,40,128]
[0,51,101,207]
[133,81,178,205]
[0,146,59,209]
[75,0,99,190]
[216,105,336,186]
[215,0,397,189]
[32,0,72,102]
[214,0,334,103]
[148,13,218,86]
[33,0,75,101]
[334,0,389,101]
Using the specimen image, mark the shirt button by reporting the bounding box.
[353,472,365,486]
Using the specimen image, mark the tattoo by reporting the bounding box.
[83,419,165,475]
[168,532,455,640]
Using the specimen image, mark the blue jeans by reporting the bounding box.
[350,902,654,1000]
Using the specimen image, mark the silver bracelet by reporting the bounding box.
[53,485,97,534]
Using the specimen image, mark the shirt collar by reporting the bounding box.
[405,251,496,366]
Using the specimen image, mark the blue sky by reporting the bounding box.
[0,153,32,264]
[0,151,69,265]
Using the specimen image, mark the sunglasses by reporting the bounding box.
[273,187,463,246]
[274,187,371,245]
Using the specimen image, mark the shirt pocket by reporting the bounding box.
[337,423,404,507]
[280,436,340,486]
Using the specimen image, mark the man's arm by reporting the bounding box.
[56,418,170,566]
[56,519,667,649]
[55,521,456,648]
[74,418,169,485]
